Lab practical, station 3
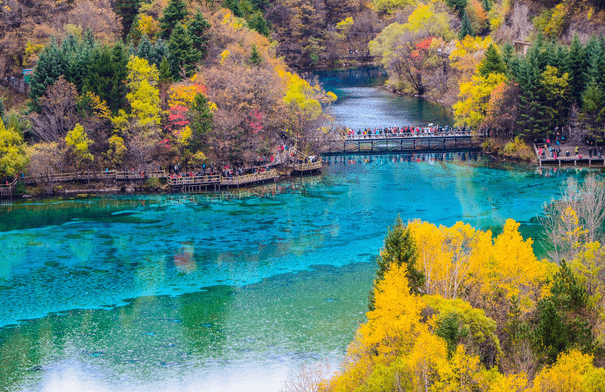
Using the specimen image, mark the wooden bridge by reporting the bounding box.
[319,133,484,154]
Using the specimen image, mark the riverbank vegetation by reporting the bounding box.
[0,0,336,189]
[287,175,605,391]
[2,0,605,184]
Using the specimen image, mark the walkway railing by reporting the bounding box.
[168,169,280,188]
[293,161,322,172]
[0,176,17,197]
[24,170,168,184]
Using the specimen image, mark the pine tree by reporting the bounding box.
[160,0,188,39]
[114,0,142,39]
[168,23,201,80]
[516,58,549,138]
[368,216,424,311]
[188,10,212,59]
[458,11,474,40]
[567,34,588,105]
[248,44,262,65]
[189,92,213,151]
[29,39,68,106]
[478,44,506,77]
[84,43,129,114]
[111,43,129,113]
[482,0,491,11]
[224,0,243,17]
[84,46,116,111]
[247,12,270,37]
[136,35,154,65]
[532,261,593,364]
[159,57,172,83]
[63,34,95,93]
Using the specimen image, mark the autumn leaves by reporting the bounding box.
[320,218,605,392]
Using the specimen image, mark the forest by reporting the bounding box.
[1,0,605,183]
[281,177,605,391]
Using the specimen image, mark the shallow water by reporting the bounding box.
[0,68,594,392]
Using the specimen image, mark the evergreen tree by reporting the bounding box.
[224,0,243,17]
[248,44,262,66]
[29,39,68,106]
[188,10,212,59]
[168,23,201,80]
[159,57,172,83]
[482,0,491,11]
[478,44,506,77]
[84,46,116,111]
[567,34,588,105]
[368,216,424,311]
[63,34,95,93]
[136,35,154,65]
[458,11,474,40]
[114,0,142,39]
[500,42,515,73]
[247,12,270,37]
[532,261,593,364]
[446,0,467,16]
[111,43,129,113]
[84,43,129,114]
[516,57,549,138]
[0,97,5,124]
[189,92,214,151]
[160,0,188,39]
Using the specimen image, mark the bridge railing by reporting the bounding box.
[344,131,473,140]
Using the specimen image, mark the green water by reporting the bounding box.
[0,68,597,391]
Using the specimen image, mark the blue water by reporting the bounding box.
[0,68,594,392]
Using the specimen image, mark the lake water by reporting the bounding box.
[0,68,593,392]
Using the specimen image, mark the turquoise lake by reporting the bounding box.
[0,68,596,392]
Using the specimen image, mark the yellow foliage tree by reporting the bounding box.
[530,350,605,392]
[65,123,94,169]
[453,72,508,128]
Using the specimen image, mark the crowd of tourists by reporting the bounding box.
[346,125,471,138]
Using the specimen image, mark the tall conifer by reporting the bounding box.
[160,0,188,39]
[168,23,201,80]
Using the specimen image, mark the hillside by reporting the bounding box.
[1,0,605,185]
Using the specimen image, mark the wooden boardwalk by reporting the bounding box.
[167,169,281,193]
[0,177,17,198]
[24,170,167,185]
[320,134,483,154]
[534,143,605,167]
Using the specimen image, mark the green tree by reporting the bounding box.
[84,43,129,115]
[248,44,262,65]
[478,44,506,77]
[188,9,212,59]
[0,118,28,180]
[168,23,201,80]
[459,11,474,40]
[160,0,188,39]
[368,216,424,311]
[247,12,270,37]
[532,261,594,364]
[189,92,214,151]
[114,0,142,39]
[567,34,588,105]
[224,0,243,17]
[29,39,68,107]
[159,57,172,83]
